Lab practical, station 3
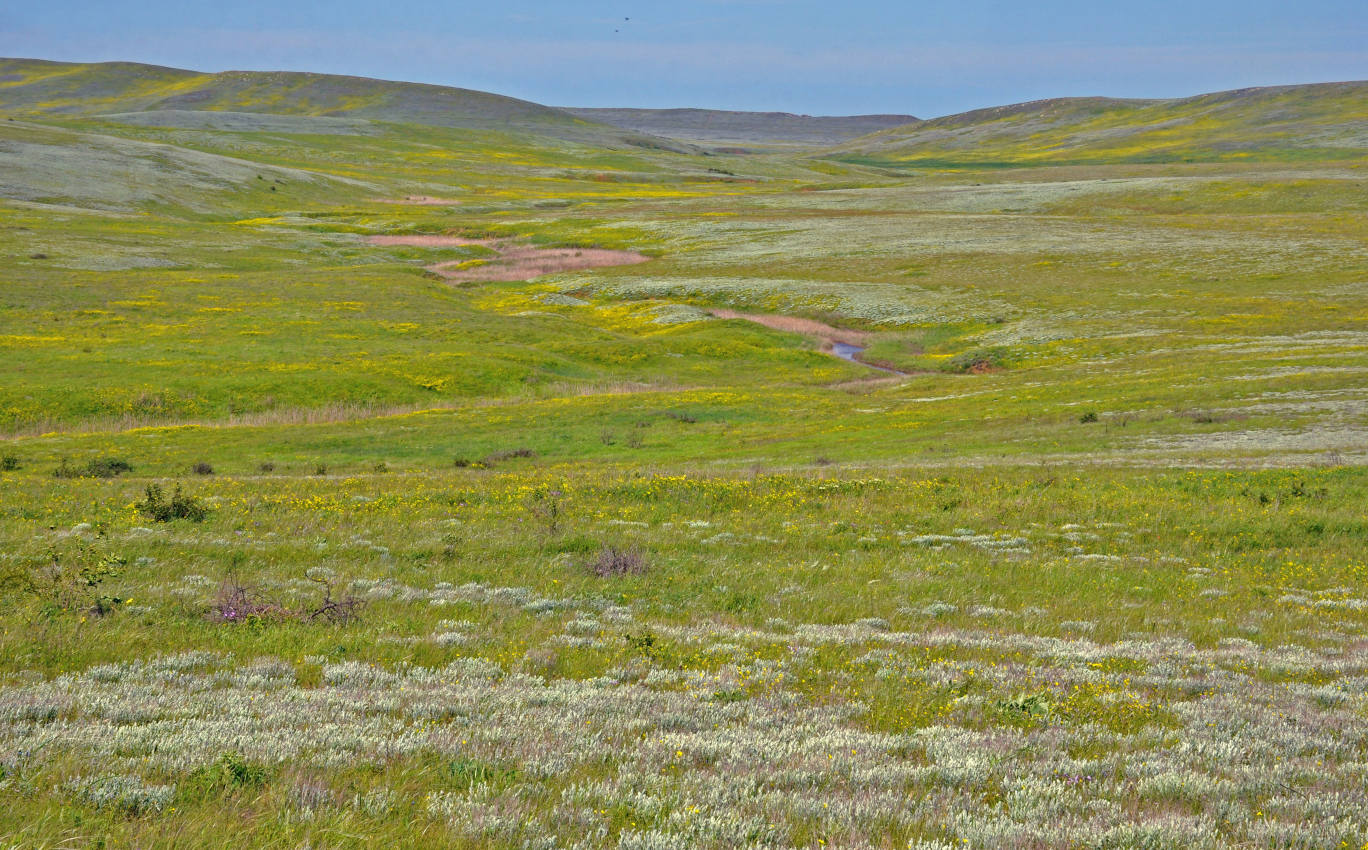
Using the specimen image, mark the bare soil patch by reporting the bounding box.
[711,309,911,375]
[710,309,868,345]
[365,234,649,282]
[375,196,463,205]
[367,235,488,247]
[431,245,648,282]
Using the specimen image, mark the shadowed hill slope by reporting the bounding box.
[0,119,373,212]
[561,107,919,146]
[0,58,694,150]
[835,81,1368,164]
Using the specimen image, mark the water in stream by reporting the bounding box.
[830,341,902,375]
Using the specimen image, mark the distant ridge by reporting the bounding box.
[561,107,919,146]
[0,57,695,150]
[4,59,1364,163]
[835,81,1368,164]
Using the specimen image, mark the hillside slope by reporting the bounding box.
[0,58,692,150]
[836,81,1368,164]
[0,119,372,212]
[561,107,918,146]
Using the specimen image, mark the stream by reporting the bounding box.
[831,341,903,375]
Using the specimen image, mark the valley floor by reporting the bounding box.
[1,104,1366,847]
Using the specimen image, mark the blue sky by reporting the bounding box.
[3,1,1364,116]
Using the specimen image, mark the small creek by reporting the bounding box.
[831,341,903,375]
[710,309,906,376]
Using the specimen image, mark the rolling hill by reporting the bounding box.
[0,57,693,150]
[835,81,1368,164]
[560,107,919,146]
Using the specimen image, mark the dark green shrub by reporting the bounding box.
[0,452,19,471]
[135,484,209,523]
[191,461,215,475]
[53,457,132,479]
[183,752,269,800]
[1079,411,1099,423]
[483,447,537,464]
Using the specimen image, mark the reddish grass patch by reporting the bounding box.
[709,309,867,345]
[364,235,649,282]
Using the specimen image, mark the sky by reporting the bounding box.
[2,1,1365,117]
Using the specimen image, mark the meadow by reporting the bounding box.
[1,61,1367,848]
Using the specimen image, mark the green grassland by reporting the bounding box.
[837,81,1368,166]
[2,60,1368,848]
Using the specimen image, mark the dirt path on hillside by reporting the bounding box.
[364,234,649,282]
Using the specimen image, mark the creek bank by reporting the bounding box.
[709,309,907,375]
[364,234,649,282]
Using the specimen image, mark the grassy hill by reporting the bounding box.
[0,57,693,150]
[562,107,919,146]
[0,118,378,212]
[0,60,825,215]
[836,81,1368,165]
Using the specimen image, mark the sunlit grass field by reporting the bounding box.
[2,65,1368,847]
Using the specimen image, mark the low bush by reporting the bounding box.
[525,488,565,535]
[135,484,209,523]
[209,571,364,626]
[587,545,648,577]
[183,752,269,800]
[26,549,127,616]
[484,447,537,464]
[210,576,287,624]
[304,569,365,625]
[943,347,1011,374]
[53,457,132,479]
